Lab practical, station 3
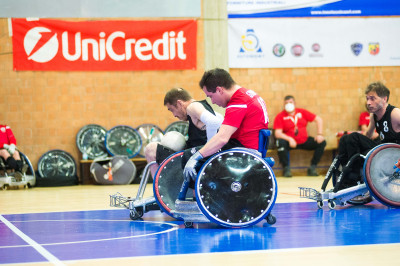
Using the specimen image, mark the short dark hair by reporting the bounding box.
[284,95,295,101]
[164,88,192,106]
[199,68,236,93]
[365,82,390,102]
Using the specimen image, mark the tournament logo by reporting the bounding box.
[351,43,363,56]
[291,44,303,57]
[272,44,285,57]
[23,27,59,63]
[369,42,380,55]
[240,29,262,53]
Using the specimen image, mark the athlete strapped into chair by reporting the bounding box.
[300,82,400,209]
[110,129,278,228]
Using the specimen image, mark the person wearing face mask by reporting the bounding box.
[273,95,326,177]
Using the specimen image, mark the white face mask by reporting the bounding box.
[285,103,295,113]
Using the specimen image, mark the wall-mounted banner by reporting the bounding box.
[228,0,400,18]
[12,19,197,71]
[228,17,400,68]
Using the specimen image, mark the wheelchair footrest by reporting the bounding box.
[129,196,157,209]
[299,187,322,201]
[172,200,210,223]
[109,192,132,209]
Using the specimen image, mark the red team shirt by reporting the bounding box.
[359,111,370,127]
[0,125,17,149]
[273,108,316,145]
[222,88,269,149]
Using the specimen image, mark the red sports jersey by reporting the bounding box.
[359,111,370,126]
[222,88,269,149]
[273,108,316,144]
[0,125,17,148]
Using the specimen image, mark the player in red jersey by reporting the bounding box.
[183,68,269,181]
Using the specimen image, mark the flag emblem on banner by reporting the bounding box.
[291,44,303,57]
[240,29,262,53]
[351,43,363,56]
[368,43,380,55]
[272,43,285,57]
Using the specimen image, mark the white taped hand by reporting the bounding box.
[4,144,16,154]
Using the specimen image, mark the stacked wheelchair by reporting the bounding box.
[0,151,36,190]
[299,143,400,209]
[110,130,278,228]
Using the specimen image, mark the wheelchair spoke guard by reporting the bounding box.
[38,149,77,178]
[364,143,400,208]
[153,151,193,219]
[136,124,164,157]
[105,125,142,158]
[76,124,108,159]
[196,149,277,227]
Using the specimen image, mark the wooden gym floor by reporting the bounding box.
[0,175,399,266]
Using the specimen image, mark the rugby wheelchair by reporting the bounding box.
[0,150,36,190]
[110,129,278,228]
[299,143,400,209]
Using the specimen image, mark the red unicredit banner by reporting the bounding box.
[12,18,197,71]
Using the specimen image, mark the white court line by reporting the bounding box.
[0,215,65,266]
[0,219,179,248]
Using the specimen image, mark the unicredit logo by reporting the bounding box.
[24,27,59,63]
[23,27,187,63]
[14,19,196,71]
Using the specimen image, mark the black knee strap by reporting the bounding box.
[6,157,17,170]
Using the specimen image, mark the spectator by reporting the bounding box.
[359,107,379,140]
[273,95,326,177]
[0,125,26,178]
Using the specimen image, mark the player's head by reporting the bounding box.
[365,82,390,114]
[199,68,235,93]
[164,88,193,121]
[365,82,390,102]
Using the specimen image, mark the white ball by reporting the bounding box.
[160,131,186,151]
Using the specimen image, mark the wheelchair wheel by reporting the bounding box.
[38,149,77,178]
[76,124,108,159]
[153,151,193,219]
[195,149,277,228]
[19,151,36,187]
[363,143,400,208]
[105,125,142,158]
[136,124,164,157]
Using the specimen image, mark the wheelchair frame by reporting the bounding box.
[0,151,36,190]
[299,143,400,209]
[110,129,278,228]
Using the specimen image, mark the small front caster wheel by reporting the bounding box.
[184,221,194,228]
[328,200,336,210]
[317,201,324,209]
[265,213,276,225]
[129,208,144,220]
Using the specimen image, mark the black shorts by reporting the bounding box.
[155,144,176,165]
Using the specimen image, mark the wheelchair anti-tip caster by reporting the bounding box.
[130,207,144,220]
[328,200,336,210]
[184,221,194,228]
[265,213,276,225]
